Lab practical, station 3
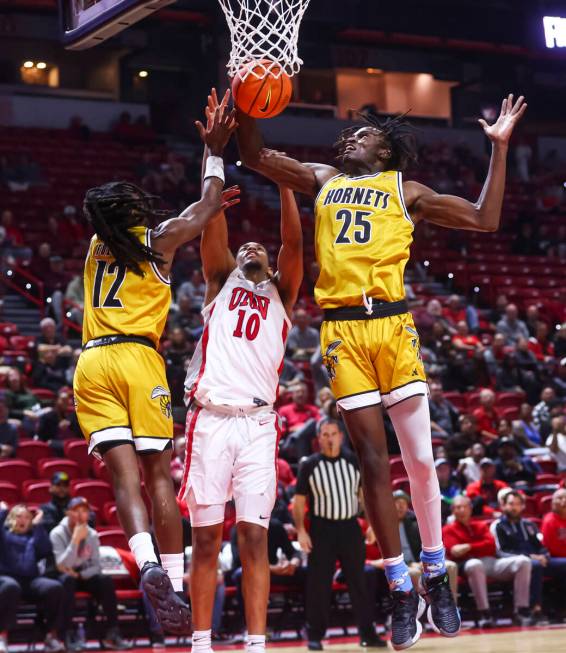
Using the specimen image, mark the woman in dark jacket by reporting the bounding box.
[0,504,65,652]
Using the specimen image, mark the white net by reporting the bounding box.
[218,0,311,80]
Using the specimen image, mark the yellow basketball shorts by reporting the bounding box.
[320,312,427,410]
[73,342,173,454]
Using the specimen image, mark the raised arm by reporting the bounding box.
[404,95,527,232]
[276,186,303,315]
[236,108,338,197]
[151,102,238,271]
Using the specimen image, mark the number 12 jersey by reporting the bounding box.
[185,268,291,409]
[82,226,171,347]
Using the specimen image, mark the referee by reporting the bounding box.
[293,418,385,650]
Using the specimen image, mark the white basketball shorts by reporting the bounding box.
[183,405,281,529]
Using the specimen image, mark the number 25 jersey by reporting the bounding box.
[82,226,171,347]
[314,170,414,308]
[184,268,291,409]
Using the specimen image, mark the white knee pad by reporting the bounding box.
[186,488,225,528]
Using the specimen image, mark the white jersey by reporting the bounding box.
[184,268,291,409]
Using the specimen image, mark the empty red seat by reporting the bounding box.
[389,456,407,480]
[38,458,81,481]
[496,392,525,408]
[443,392,467,411]
[533,458,557,475]
[31,388,56,404]
[500,406,519,420]
[537,495,553,514]
[391,477,410,495]
[72,480,113,510]
[64,440,89,476]
[91,458,110,483]
[98,528,128,550]
[22,480,51,503]
[0,460,33,489]
[9,335,36,351]
[524,496,538,517]
[103,502,121,526]
[535,473,560,486]
[0,336,9,352]
[0,482,20,504]
[16,440,52,471]
[0,323,19,337]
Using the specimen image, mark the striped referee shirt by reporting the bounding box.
[296,451,361,521]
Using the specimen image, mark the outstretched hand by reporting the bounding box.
[479,94,527,146]
[195,89,237,156]
[220,185,240,212]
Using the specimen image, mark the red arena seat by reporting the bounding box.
[0,322,19,337]
[98,528,128,550]
[537,495,553,514]
[0,482,21,504]
[533,458,557,475]
[0,460,34,489]
[103,502,121,526]
[391,477,411,495]
[38,458,81,481]
[9,335,36,351]
[22,480,51,503]
[91,458,111,483]
[64,440,89,476]
[389,456,408,480]
[71,480,114,510]
[16,440,52,471]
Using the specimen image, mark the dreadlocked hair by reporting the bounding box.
[83,181,166,277]
[334,111,418,172]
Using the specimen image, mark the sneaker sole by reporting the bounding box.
[142,569,191,635]
[391,596,426,651]
[426,603,461,637]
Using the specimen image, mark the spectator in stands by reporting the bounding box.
[4,368,38,424]
[525,305,540,338]
[169,295,201,336]
[532,387,556,433]
[542,488,566,558]
[465,458,506,516]
[28,242,52,279]
[553,358,566,399]
[40,472,94,534]
[46,216,72,256]
[278,383,321,460]
[1,209,23,246]
[177,269,205,307]
[452,320,483,356]
[472,389,500,445]
[445,414,481,464]
[494,437,540,487]
[443,495,532,627]
[36,387,81,455]
[3,154,42,191]
[32,348,68,394]
[170,436,185,491]
[489,294,508,327]
[286,308,319,360]
[493,490,566,622]
[514,339,541,402]
[428,380,459,438]
[44,256,70,322]
[65,275,84,326]
[547,416,566,473]
[50,497,131,650]
[512,403,542,448]
[435,459,461,521]
[483,332,510,378]
[365,490,459,602]
[293,420,385,649]
[0,504,65,652]
[279,357,304,390]
[457,442,486,485]
[0,401,17,459]
[528,321,554,363]
[162,327,194,406]
[37,318,66,349]
[496,304,530,345]
[61,206,86,244]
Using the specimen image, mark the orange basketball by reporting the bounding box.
[232,60,292,119]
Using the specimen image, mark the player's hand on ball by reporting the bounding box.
[479,94,527,146]
[220,185,241,212]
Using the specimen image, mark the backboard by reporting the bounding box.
[59,0,176,50]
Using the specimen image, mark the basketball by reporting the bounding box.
[232,60,293,119]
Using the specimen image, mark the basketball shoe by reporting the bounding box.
[141,562,191,634]
[390,588,426,650]
[423,572,461,637]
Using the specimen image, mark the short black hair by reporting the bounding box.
[317,417,343,435]
[334,112,418,172]
[83,181,166,277]
[503,490,525,505]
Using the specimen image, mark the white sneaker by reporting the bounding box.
[0,634,8,653]
[44,634,65,652]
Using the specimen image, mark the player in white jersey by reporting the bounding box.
[180,86,304,653]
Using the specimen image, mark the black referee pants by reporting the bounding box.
[306,517,375,641]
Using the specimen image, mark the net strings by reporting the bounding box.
[218,0,311,79]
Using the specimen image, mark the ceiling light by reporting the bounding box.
[36,62,47,70]
[138,70,148,78]
[23,61,34,69]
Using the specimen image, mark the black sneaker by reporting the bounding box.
[513,608,533,627]
[390,589,425,651]
[476,611,494,629]
[141,562,191,635]
[423,572,461,637]
[101,627,132,650]
[307,641,323,651]
[360,632,387,648]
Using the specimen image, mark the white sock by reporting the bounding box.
[128,532,158,570]
[246,634,266,653]
[192,629,211,653]
[161,552,184,592]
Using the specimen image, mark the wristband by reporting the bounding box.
[204,156,225,184]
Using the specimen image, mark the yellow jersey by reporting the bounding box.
[82,226,171,347]
[314,170,414,308]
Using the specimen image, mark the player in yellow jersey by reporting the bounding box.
[237,94,526,649]
[73,98,238,634]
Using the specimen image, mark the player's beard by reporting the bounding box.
[242,260,263,273]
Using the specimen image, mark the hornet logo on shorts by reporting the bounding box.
[322,340,342,381]
[405,326,423,363]
[151,386,172,419]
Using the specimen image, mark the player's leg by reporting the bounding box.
[380,315,460,637]
[322,319,424,651]
[187,493,225,653]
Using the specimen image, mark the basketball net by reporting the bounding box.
[218,0,311,80]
